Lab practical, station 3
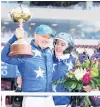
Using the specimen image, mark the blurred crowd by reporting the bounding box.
[71,44,100,65]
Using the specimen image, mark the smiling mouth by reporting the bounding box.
[42,41,48,44]
[56,49,62,52]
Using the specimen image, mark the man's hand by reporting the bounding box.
[17,77,22,86]
[15,28,24,39]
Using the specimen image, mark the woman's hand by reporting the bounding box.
[92,87,99,91]
[83,85,100,92]
[83,85,92,92]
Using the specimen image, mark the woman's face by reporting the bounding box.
[54,39,69,57]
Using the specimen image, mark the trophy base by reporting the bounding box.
[9,44,33,58]
[9,52,33,58]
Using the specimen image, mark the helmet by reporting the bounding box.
[55,32,74,47]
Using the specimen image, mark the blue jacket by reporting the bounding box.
[1,35,53,92]
[52,54,75,105]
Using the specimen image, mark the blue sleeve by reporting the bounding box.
[71,56,75,67]
[1,35,25,65]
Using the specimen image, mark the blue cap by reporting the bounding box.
[35,24,54,37]
[55,32,74,47]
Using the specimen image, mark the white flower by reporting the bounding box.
[74,68,86,81]
[67,72,73,78]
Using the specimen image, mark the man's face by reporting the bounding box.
[35,33,51,49]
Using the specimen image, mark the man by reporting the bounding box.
[1,24,55,107]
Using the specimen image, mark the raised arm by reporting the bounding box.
[1,28,25,65]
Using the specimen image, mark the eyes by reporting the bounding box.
[42,34,50,39]
[56,41,66,47]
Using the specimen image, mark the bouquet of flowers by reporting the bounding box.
[54,59,100,92]
[53,58,100,106]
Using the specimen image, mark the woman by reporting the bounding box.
[52,32,75,107]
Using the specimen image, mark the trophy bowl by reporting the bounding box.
[9,6,33,57]
[10,6,31,22]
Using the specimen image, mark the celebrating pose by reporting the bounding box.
[1,24,55,107]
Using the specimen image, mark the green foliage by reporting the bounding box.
[64,79,78,89]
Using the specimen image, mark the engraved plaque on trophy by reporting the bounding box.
[9,6,33,57]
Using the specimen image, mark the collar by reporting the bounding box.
[56,54,70,60]
[31,39,40,50]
